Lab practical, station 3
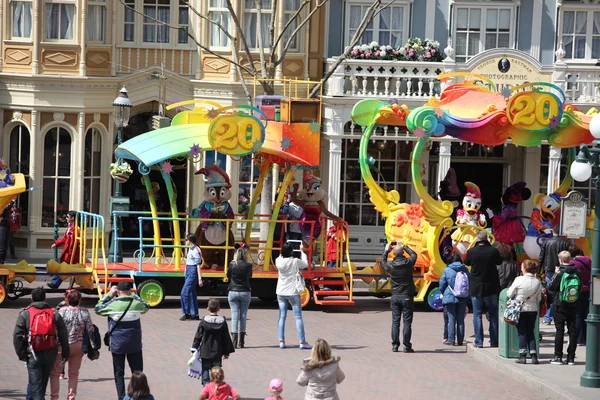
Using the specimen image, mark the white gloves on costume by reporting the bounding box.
[479,214,486,224]
[187,348,202,379]
[486,208,494,218]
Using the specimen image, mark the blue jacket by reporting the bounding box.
[94,294,149,354]
[439,262,471,305]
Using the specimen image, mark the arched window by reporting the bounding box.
[42,127,72,227]
[9,124,31,226]
[83,127,102,214]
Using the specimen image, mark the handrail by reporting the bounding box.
[75,211,108,297]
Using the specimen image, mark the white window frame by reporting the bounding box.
[452,2,516,63]
[8,123,31,227]
[207,0,231,49]
[558,5,600,61]
[343,2,410,48]
[283,0,303,52]
[43,0,77,42]
[243,0,273,50]
[9,0,33,41]
[83,127,103,215]
[119,0,192,48]
[41,126,73,229]
[142,0,171,44]
[87,0,107,43]
[177,0,189,44]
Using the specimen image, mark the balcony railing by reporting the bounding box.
[554,66,600,104]
[324,58,448,99]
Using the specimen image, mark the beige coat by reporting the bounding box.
[297,357,345,400]
[507,273,542,312]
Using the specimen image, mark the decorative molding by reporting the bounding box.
[53,112,65,122]
[87,51,110,66]
[93,113,101,122]
[5,48,32,65]
[13,111,23,120]
[42,50,78,67]
[203,58,230,73]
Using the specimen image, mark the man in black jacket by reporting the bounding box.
[381,241,417,353]
[548,251,581,365]
[539,225,571,324]
[13,287,70,400]
[465,230,502,348]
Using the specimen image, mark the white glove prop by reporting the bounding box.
[479,213,486,224]
[486,208,494,218]
[543,229,552,235]
[187,348,202,379]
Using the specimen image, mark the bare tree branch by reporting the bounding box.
[254,0,268,79]
[309,0,395,97]
[269,0,310,62]
[118,0,254,75]
[226,0,257,75]
[274,0,328,67]
[181,0,236,45]
[269,0,278,51]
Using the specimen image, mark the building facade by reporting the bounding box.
[320,0,600,259]
[0,0,326,259]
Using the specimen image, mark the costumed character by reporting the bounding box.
[486,182,531,246]
[47,210,81,288]
[191,165,235,268]
[290,173,341,247]
[523,192,562,260]
[451,182,486,258]
[437,168,461,263]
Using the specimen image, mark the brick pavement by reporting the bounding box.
[0,294,548,400]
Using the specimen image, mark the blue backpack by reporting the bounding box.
[450,271,470,298]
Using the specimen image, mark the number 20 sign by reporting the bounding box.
[506,91,563,132]
[208,114,266,156]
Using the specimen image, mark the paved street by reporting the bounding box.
[0,294,549,400]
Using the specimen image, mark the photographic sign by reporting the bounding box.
[559,191,588,239]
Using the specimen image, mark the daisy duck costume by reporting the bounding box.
[487,182,531,246]
[523,192,562,260]
[191,164,235,268]
[451,182,486,257]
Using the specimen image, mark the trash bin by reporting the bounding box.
[498,288,540,358]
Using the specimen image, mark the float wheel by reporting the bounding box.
[137,279,165,307]
[300,286,312,308]
[0,281,6,305]
[426,284,444,312]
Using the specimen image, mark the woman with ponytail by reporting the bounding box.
[227,242,253,348]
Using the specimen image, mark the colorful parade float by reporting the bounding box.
[352,73,594,310]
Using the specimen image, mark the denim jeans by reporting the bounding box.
[443,307,449,340]
[201,357,222,385]
[228,291,251,333]
[27,348,58,400]
[50,275,63,287]
[112,351,143,400]
[471,295,499,347]
[554,304,578,358]
[180,265,199,316]
[277,295,306,343]
[544,273,555,322]
[390,295,413,348]
[576,291,590,344]
[517,311,538,354]
[445,302,467,345]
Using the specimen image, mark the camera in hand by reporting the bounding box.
[390,241,397,246]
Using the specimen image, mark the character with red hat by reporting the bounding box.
[451,182,486,257]
[191,164,235,268]
[486,182,531,246]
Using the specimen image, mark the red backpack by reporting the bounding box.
[27,307,58,352]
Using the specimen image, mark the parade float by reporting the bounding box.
[352,73,594,310]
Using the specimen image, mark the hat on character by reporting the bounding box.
[464,182,481,200]
[502,182,531,205]
[303,169,321,185]
[438,168,461,207]
[196,164,231,189]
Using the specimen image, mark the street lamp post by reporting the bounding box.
[108,87,133,263]
[570,113,600,388]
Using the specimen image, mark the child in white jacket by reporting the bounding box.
[507,260,542,364]
[297,338,345,400]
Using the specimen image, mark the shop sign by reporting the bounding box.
[559,191,588,239]
[469,56,553,91]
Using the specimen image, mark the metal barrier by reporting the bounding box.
[74,211,108,297]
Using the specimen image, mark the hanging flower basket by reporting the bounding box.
[348,38,444,62]
[109,160,133,183]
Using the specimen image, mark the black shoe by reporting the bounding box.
[238,332,246,348]
[566,357,576,366]
[179,314,190,321]
[531,354,539,365]
[442,340,454,346]
[515,355,526,364]
[232,333,238,348]
[11,255,17,259]
[392,345,399,352]
[190,315,200,320]
[403,347,415,353]
[550,356,564,365]
[47,282,59,289]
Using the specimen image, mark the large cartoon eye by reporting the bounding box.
[313,184,321,192]
[208,188,217,197]
[474,200,482,209]
[220,188,227,197]
[466,201,472,208]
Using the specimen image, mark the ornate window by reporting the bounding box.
[8,124,31,227]
[10,0,33,39]
[177,0,189,44]
[121,0,189,45]
[87,0,107,42]
[345,3,409,47]
[340,138,413,227]
[143,0,170,43]
[243,0,272,49]
[42,127,72,228]
[124,0,135,41]
[560,9,600,59]
[83,128,102,214]
[283,0,301,51]
[453,5,514,62]
[208,0,231,47]
[44,0,76,40]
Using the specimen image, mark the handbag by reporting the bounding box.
[295,262,306,294]
[103,298,133,347]
[503,293,532,326]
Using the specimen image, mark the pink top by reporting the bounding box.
[201,382,239,400]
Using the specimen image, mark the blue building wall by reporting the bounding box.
[412,0,427,39]
[434,0,450,46]
[327,0,344,57]
[540,0,558,65]
[518,0,533,55]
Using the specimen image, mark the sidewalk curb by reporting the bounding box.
[466,344,581,400]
